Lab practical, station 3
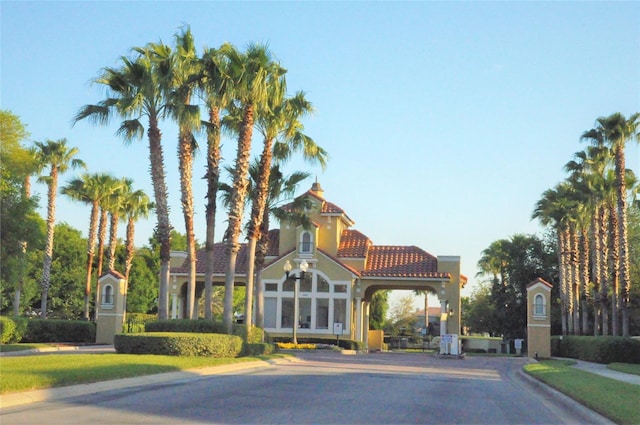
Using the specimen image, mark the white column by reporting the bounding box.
[355,297,362,342]
[171,294,178,319]
[440,300,448,354]
[363,301,370,351]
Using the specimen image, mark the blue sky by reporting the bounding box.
[2,1,639,303]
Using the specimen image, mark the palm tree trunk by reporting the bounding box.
[614,147,631,337]
[580,226,590,335]
[96,209,108,278]
[223,103,255,333]
[557,230,567,335]
[107,212,119,271]
[570,225,581,335]
[591,207,602,336]
[609,203,620,336]
[244,136,275,330]
[563,226,574,335]
[204,106,221,321]
[123,217,136,320]
[179,127,197,319]
[40,167,58,318]
[147,116,171,320]
[599,205,610,335]
[254,210,270,330]
[84,202,99,320]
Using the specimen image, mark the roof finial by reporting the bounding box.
[310,179,324,198]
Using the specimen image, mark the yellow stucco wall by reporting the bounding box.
[527,280,552,358]
[436,256,461,334]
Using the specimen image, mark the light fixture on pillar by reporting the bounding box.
[284,259,308,345]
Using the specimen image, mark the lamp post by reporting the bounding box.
[284,259,308,345]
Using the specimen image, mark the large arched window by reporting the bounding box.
[300,231,313,254]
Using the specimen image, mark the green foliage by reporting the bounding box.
[269,336,363,350]
[242,342,276,356]
[462,284,502,336]
[369,290,388,330]
[22,319,96,343]
[551,335,640,364]
[46,223,86,319]
[144,319,264,343]
[476,234,557,339]
[524,360,639,425]
[125,253,159,313]
[0,316,17,343]
[114,332,243,357]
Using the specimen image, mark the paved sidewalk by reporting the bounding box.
[554,357,640,385]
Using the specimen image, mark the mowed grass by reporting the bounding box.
[0,353,268,394]
[608,362,640,376]
[524,360,640,425]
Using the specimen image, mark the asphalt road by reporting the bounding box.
[0,351,610,424]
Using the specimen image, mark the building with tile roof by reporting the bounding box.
[169,182,466,351]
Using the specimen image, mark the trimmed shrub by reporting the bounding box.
[114,332,244,357]
[123,313,157,333]
[243,342,276,356]
[145,319,264,343]
[22,319,96,343]
[1,316,17,343]
[270,336,364,351]
[551,335,640,364]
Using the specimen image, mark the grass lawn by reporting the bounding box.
[0,343,55,353]
[524,359,640,425]
[608,362,640,376]
[0,353,284,394]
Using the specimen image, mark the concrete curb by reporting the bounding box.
[517,369,615,425]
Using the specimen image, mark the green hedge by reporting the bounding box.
[551,335,640,364]
[270,336,363,351]
[145,319,264,343]
[21,319,96,343]
[114,332,244,357]
[242,342,276,356]
[0,316,30,343]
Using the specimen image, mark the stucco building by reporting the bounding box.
[169,182,466,349]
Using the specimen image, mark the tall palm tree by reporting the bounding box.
[533,184,576,335]
[242,90,327,330]
[121,188,154,317]
[33,139,85,318]
[106,178,133,271]
[74,45,174,319]
[582,113,640,336]
[220,43,284,333]
[61,172,118,320]
[248,162,311,329]
[198,46,232,320]
[94,175,123,279]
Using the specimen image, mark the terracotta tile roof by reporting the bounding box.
[282,191,354,224]
[337,229,371,258]
[362,245,449,279]
[265,229,280,257]
[171,243,250,275]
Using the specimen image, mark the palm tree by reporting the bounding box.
[198,46,232,320]
[121,188,154,316]
[106,178,133,271]
[61,172,118,320]
[94,175,123,279]
[242,90,327,330]
[220,43,284,333]
[74,45,174,319]
[33,139,85,318]
[248,163,311,329]
[164,27,201,319]
[582,113,640,336]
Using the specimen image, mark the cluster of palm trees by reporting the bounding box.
[74,27,327,333]
[61,173,153,320]
[533,112,639,337]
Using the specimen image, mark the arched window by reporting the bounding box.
[102,284,114,305]
[300,231,312,254]
[533,294,545,316]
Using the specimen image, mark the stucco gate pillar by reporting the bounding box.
[95,270,126,345]
[526,278,553,359]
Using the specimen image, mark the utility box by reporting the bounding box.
[95,270,126,345]
[527,278,552,359]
